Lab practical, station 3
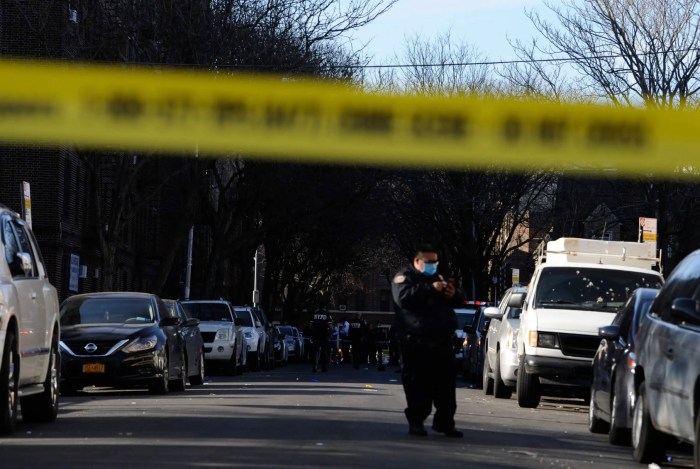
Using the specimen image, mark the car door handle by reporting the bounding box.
[31,292,37,300]
[664,347,674,359]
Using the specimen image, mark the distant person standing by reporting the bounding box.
[339,317,350,363]
[349,313,368,369]
[310,306,334,372]
[391,244,465,438]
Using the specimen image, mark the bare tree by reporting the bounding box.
[520,0,700,107]
[506,0,700,269]
[369,31,494,95]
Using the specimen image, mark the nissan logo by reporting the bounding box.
[84,343,98,353]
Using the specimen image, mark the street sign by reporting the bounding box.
[21,181,32,229]
[639,217,657,251]
[512,268,520,286]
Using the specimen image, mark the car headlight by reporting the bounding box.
[532,331,559,349]
[123,335,158,353]
[244,331,253,339]
[215,328,230,341]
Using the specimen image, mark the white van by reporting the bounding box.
[510,238,663,408]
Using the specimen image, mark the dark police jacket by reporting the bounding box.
[391,266,465,344]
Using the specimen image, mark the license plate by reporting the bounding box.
[82,363,105,373]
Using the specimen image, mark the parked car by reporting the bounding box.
[588,287,658,445]
[180,300,246,375]
[632,249,700,465]
[0,206,60,434]
[59,292,187,394]
[234,306,264,371]
[250,306,275,370]
[453,303,480,375]
[271,325,288,365]
[163,299,206,385]
[483,285,527,399]
[463,306,490,387]
[276,325,302,361]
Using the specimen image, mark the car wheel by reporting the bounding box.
[190,351,205,386]
[149,352,169,395]
[0,331,18,435]
[632,383,665,463]
[493,352,512,399]
[170,355,187,392]
[21,337,59,422]
[516,355,540,408]
[482,355,494,395]
[588,386,609,434]
[229,346,240,376]
[609,388,631,446]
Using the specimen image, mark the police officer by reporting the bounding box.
[348,313,368,369]
[391,244,465,438]
[310,306,334,372]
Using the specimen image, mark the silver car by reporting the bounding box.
[483,285,527,399]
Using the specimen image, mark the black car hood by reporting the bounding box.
[61,324,159,342]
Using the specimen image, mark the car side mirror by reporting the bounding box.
[483,306,502,319]
[598,324,620,340]
[234,317,244,327]
[160,316,180,327]
[17,252,33,276]
[671,297,700,324]
[184,318,200,327]
[508,293,525,308]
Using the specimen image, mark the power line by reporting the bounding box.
[59,46,700,71]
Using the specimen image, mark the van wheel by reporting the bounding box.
[21,337,59,422]
[588,386,609,434]
[0,331,18,435]
[493,353,512,399]
[516,355,540,408]
[632,384,665,463]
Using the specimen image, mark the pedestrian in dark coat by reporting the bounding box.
[391,244,466,438]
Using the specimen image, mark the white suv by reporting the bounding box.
[512,238,663,408]
[0,206,60,434]
[180,300,246,375]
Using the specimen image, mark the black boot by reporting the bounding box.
[408,423,428,436]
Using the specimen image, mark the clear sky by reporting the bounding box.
[350,0,553,64]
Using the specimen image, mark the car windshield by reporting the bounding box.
[234,309,254,327]
[534,267,663,311]
[454,308,478,329]
[60,297,155,326]
[277,325,293,336]
[181,302,233,322]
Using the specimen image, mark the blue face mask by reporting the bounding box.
[422,263,437,276]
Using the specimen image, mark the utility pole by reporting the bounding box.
[252,249,260,307]
[183,146,198,300]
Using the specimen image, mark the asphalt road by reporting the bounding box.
[0,362,692,469]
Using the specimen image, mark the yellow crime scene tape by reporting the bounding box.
[0,59,698,177]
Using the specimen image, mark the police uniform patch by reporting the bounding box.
[393,275,406,284]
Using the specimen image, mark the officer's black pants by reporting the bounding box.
[313,338,329,371]
[399,340,456,430]
[351,339,365,368]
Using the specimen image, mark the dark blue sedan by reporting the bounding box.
[588,287,659,445]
